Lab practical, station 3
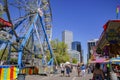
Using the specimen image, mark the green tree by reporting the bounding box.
[72,58,77,64]
[49,39,70,65]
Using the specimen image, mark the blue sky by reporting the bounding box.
[1,0,120,64]
[50,0,120,63]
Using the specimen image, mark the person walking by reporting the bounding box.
[65,64,71,77]
[80,63,86,77]
[92,63,104,80]
[77,63,81,77]
[88,65,91,74]
[60,64,65,76]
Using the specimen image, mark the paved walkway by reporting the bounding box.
[25,67,93,80]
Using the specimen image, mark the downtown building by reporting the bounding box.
[62,30,80,63]
[68,50,80,63]
[87,39,98,62]
[62,30,73,50]
[72,41,83,62]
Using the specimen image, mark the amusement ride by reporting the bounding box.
[0,0,54,79]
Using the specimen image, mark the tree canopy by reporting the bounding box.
[46,39,70,65]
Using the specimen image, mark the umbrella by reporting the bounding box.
[65,62,70,65]
[110,57,120,64]
[89,58,107,63]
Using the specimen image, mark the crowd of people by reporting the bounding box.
[77,63,86,77]
[60,63,73,77]
[88,63,110,80]
[60,62,112,80]
[60,62,86,77]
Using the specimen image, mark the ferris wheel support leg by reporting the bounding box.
[18,15,39,68]
[38,14,53,59]
[32,32,34,51]
[18,25,34,68]
[7,42,11,64]
[18,51,23,68]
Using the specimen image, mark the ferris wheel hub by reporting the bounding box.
[38,8,43,16]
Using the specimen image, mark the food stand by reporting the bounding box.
[110,57,120,80]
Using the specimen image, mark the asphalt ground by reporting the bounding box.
[25,67,93,80]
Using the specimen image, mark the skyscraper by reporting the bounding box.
[62,30,73,50]
[87,39,98,61]
[72,41,81,52]
[68,50,80,62]
[72,41,82,62]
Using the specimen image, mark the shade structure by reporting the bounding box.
[110,57,120,64]
[89,58,108,63]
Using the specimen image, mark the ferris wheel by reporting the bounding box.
[0,0,54,70]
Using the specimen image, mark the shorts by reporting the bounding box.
[61,70,64,73]
[81,70,85,76]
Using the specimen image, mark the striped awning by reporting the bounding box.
[0,65,19,80]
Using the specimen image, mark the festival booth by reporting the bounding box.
[0,65,19,80]
[103,20,120,80]
[88,46,109,64]
[101,20,120,57]
[110,57,120,64]
[89,57,109,63]
[96,20,120,58]
[89,57,110,70]
[96,20,120,80]
[109,57,120,80]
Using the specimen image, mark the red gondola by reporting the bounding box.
[0,18,12,27]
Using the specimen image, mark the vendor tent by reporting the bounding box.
[110,57,120,64]
[89,58,109,63]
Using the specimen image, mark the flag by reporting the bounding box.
[116,7,119,13]
[116,6,120,19]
